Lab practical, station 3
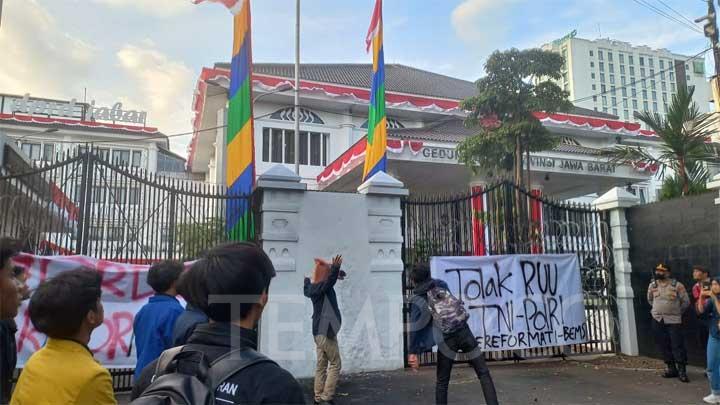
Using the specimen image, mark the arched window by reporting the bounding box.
[361,117,405,129]
[269,107,324,124]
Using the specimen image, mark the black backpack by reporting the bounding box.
[131,346,276,405]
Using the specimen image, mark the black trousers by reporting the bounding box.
[436,324,499,405]
[652,318,687,365]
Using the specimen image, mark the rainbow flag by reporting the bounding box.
[194,0,254,240]
[362,0,387,181]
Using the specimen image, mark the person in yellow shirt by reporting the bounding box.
[10,268,116,405]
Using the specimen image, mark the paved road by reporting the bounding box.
[118,356,710,404]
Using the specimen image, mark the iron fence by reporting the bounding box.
[401,181,617,366]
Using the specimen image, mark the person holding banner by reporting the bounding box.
[648,263,690,383]
[408,264,499,405]
[10,268,117,405]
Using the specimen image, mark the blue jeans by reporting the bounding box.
[708,334,720,394]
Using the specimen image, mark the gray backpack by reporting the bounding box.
[427,286,469,333]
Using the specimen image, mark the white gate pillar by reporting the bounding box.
[708,173,720,206]
[594,187,640,356]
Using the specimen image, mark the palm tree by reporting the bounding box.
[604,86,718,197]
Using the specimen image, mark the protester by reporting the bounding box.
[304,255,345,405]
[648,263,690,383]
[0,239,20,405]
[693,265,712,378]
[408,264,499,405]
[696,277,720,404]
[133,260,184,380]
[171,270,209,347]
[10,268,116,405]
[131,242,305,404]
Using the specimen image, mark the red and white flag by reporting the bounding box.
[365,0,382,52]
[192,0,242,14]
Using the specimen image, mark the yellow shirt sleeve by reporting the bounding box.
[76,368,118,405]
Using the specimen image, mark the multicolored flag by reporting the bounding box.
[194,0,255,240]
[362,0,387,181]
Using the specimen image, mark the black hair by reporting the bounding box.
[29,268,102,339]
[13,266,25,278]
[694,265,709,275]
[0,238,19,271]
[146,260,184,293]
[181,242,275,322]
[410,263,431,284]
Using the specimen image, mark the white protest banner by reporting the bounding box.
[431,254,587,351]
[10,253,191,368]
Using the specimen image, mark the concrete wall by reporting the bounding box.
[256,166,407,378]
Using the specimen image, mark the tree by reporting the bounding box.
[604,86,718,198]
[458,48,573,186]
[174,217,226,260]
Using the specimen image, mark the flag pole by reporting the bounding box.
[293,0,301,175]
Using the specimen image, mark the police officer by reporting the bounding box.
[648,263,690,383]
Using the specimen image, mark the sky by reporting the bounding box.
[0,0,713,156]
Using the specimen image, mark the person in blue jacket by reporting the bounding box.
[132,260,184,381]
[697,277,720,404]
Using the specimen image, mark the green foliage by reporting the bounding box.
[175,217,226,260]
[603,86,719,197]
[459,48,573,182]
[658,163,712,201]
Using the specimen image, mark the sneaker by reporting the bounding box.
[703,394,720,404]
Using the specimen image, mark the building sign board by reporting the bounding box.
[4,93,147,125]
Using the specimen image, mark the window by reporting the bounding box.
[622,88,627,97]
[633,99,638,109]
[592,84,596,90]
[640,68,646,77]
[611,86,616,95]
[610,74,615,84]
[650,69,655,77]
[599,50,604,60]
[621,77,626,86]
[671,83,676,92]
[661,82,667,91]
[687,75,691,81]
[660,59,665,69]
[269,107,324,124]
[664,103,669,111]
[624,110,629,120]
[653,102,658,112]
[262,127,329,167]
[669,61,674,71]
[591,72,596,79]
[623,99,628,108]
[128,188,140,205]
[590,61,595,68]
[609,63,614,71]
[603,107,608,113]
[600,73,606,82]
[112,150,130,166]
[601,84,607,92]
[111,187,127,205]
[611,97,617,105]
[590,50,594,57]
[630,66,635,76]
[651,80,656,90]
[89,226,103,241]
[599,62,605,71]
[602,96,608,106]
[97,148,110,161]
[629,55,634,65]
[92,187,106,203]
[642,90,648,99]
[43,144,55,162]
[642,79,647,89]
[632,186,649,204]
[20,143,41,160]
[652,91,657,100]
[670,72,675,81]
[631,88,637,97]
[640,57,645,66]
[662,93,667,102]
[643,101,649,111]
[131,151,142,168]
[108,226,124,242]
[620,65,626,75]
[660,71,665,81]
[613,108,618,116]
[649,58,654,68]
[593,95,597,102]
[619,53,625,63]
[608,52,614,62]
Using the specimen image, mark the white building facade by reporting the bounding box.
[542,32,712,125]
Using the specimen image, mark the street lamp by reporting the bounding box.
[252,83,293,104]
[16,128,59,143]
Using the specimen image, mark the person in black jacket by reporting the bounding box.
[131,242,306,404]
[0,238,20,405]
[171,270,209,347]
[408,264,499,405]
[304,255,345,405]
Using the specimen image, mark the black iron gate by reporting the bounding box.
[401,181,616,365]
[0,148,257,391]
